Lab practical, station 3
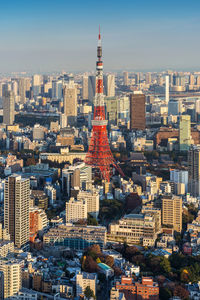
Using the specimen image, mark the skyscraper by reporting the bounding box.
[32,74,42,97]
[123,71,129,85]
[189,74,195,86]
[18,78,31,103]
[52,79,63,100]
[188,145,200,197]
[165,75,169,103]
[196,75,200,86]
[4,175,30,250]
[145,72,151,85]
[82,75,88,100]
[179,115,191,151]
[130,92,146,130]
[63,77,77,126]
[162,195,182,232]
[88,75,96,102]
[3,90,15,125]
[103,74,115,97]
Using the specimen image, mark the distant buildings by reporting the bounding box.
[123,72,129,86]
[4,175,30,250]
[82,75,88,100]
[3,90,15,125]
[52,79,63,100]
[88,75,96,103]
[130,92,146,130]
[32,74,42,97]
[179,115,191,151]
[162,195,182,232]
[165,75,169,103]
[104,74,115,97]
[63,77,77,126]
[188,145,200,197]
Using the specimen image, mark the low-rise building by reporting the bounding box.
[115,276,159,300]
[108,213,158,246]
[43,224,107,250]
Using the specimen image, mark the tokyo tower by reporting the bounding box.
[85,27,124,182]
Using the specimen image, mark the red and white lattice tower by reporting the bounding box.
[85,27,124,182]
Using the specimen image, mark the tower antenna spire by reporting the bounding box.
[99,25,101,40]
[84,27,124,182]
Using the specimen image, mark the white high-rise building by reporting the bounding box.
[4,175,30,250]
[170,169,188,193]
[0,258,22,299]
[104,74,115,97]
[63,77,77,126]
[76,272,97,298]
[88,75,96,103]
[32,74,42,97]
[82,75,88,100]
[52,79,63,100]
[66,198,87,223]
[77,189,99,219]
[3,90,15,125]
[165,75,169,103]
[18,78,31,103]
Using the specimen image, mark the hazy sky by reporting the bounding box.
[0,0,200,73]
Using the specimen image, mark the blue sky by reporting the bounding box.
[0,0,200,73]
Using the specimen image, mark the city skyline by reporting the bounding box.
[0,0,200,73]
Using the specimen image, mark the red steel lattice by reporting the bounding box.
[85,28,124,182]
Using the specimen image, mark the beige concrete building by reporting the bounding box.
[141,207,161,233]
[162,195,182,232]
[108,213,158,246]
[40,151,86,165]
[66,198,87,224]
[0,258,22,298]
[18,78,31,103]
[0,241,14,257]
[77,189,99,219]
[76,272,96,298]
[0,223,10,241]
[4,175,30,250]
[3,90,15,125]
[82,75,88,100]
[63,78,77,126]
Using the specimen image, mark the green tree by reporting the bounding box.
[84,286,96,299]
[159,287,172,300]
[160,257,171,274]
